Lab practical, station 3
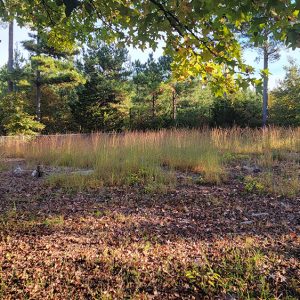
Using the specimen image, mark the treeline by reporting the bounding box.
[0,36,299,135]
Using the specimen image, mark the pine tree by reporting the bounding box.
[22,32,84,123]
[131,54,171,128]
[239,7,282,127]
[71,41,131,131]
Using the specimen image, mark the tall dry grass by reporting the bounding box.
[211,126,300,154]
[0,128,299,189]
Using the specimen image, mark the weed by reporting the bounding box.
[185,248,272,298]
[222,152,250,162]
[43,215,64,227]
[207,194,223,206]
[93,210,107,217]
[244,176,265,194]
[259,171,300,198]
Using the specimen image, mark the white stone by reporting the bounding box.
[31,170,38,177]
[251,212,269,217]
[13,166,23,176]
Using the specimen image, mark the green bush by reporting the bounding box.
[269,60,300,126]
[0,92,44,135]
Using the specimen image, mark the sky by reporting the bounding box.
[1,24,300,90]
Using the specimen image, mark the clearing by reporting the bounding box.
[0,128,299,299]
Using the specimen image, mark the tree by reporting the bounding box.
[0,92,44,135]
[157,80,185,127]
[0,4,16,93]
[157,79,213,129]
[1,0,300,94]
[176,81,213,128]
[7,20,13,92]
[131,54,171,128]
[167,82,180,125]
[0,47,30,94]
[260,35,281,127]
[239,6,283,127]
[71,41,131,131]
[232,91,262,127]
[269,59,300,126]
[22,32,84,122]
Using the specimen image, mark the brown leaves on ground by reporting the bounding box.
[0,162,299,299]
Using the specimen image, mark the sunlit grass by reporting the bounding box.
[0,127,299,190]
[211,126,300,154]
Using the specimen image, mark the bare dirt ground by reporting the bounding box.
[0,160,299,299]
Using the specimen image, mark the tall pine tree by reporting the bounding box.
[71,41,131,131]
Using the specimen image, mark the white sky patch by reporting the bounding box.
[0,24,31,62]
[243,47,300,90]
[127,45,164,64]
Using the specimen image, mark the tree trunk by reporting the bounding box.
[172,89,177,124]
[129,107,132,129]
[35,33,41,121]
[36,77,41,121]
[7,20,14,93]
[262,46,269,127]
[152,93,156,118]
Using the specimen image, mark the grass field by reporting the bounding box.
[1,127,299,193]
[0,127,299,299]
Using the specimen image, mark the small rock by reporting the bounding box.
[13,166,24,176]
[242,165,261,173]
[240,221,253,225]
[32,165,43,178]
[251,212,269,217]
[242,165,254,172]
[224,294,238,300]
[253,167,261,173]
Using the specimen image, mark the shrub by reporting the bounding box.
[0,92,44,135]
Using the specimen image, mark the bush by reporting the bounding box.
[211,90,262,128]
[0,92,44,135]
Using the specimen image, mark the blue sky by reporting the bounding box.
[1,23,300,90]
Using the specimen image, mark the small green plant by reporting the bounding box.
[126,168,158,186]
[93,210,107,217]
[259,171,300,198]
[186,267,222,293]
[222,152,250,162]
[195,175,205,185]
[43,215,64,227]
[244,175,265,193]
[271,149,285,161]
[127,172,141,186]
[185,248,272,298]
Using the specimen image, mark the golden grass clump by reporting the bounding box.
[211,126,300,154]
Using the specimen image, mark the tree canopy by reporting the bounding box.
[1,1,300,93]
